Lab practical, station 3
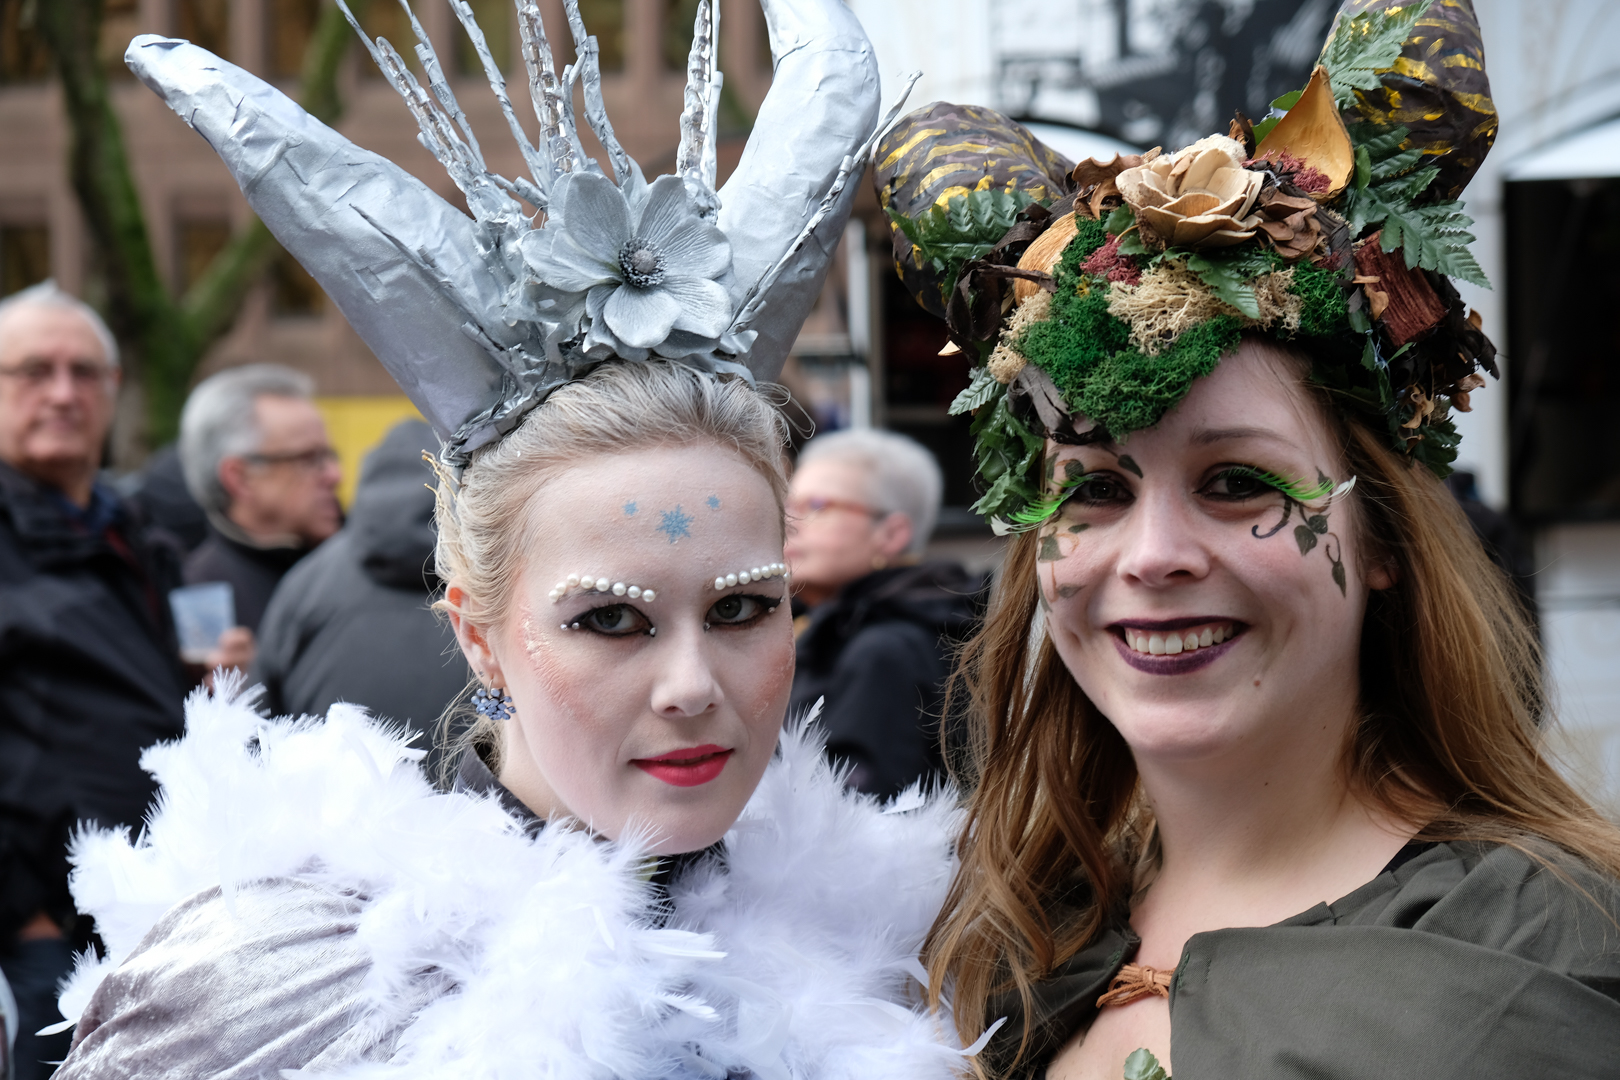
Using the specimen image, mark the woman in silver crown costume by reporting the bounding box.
[48,2,973,1077]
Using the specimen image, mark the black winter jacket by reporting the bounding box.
[788,562,984,799]
[250,421,467,776]
[0,462,187,943]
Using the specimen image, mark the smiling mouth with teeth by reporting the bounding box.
[1122,622,1237,656]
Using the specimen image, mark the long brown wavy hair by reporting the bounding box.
[925,344,1620,1070]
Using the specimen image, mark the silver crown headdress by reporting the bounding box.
[127,0,889,465]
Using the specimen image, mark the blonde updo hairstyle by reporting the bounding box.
[433,360,792,766]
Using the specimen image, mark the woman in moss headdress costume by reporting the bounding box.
[877,2,1620,1078]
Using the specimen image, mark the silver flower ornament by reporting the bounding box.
[522,172,736,360]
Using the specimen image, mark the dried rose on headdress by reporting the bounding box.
[1116,135,1264,250]
[1253,183,1323,261]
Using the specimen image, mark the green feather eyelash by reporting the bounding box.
[1224,466,1335,503]
[1003,472,1102,529]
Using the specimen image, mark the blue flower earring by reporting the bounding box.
[471,686,516,721]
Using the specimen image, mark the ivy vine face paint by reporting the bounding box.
[1034,343,1387,766]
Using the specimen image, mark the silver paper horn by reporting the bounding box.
[124,0,880,464]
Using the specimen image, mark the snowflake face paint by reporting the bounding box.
[658,505,694,543]
[450,444,793,856]
[1032,341,1387,769]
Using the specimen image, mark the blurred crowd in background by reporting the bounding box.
[0,280,985,1078]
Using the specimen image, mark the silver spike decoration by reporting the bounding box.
[727,71,922,340]
[561,0,641,195]
[675,0,722,192]
[448,0,550,206]
[516,0,573,182]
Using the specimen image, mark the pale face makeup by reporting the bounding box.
[451,443,794,855]
[1032,343,1388,770]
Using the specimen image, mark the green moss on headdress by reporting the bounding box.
[1291,264,1352,338]
[1013,228,1246,441]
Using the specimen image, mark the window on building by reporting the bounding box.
[576,0,624,73]
[880,271,978,509]
[0,224,50,297]
[271,244,326,318]
[175,0,229,58]
[266,0,321,79]
[101,0,141,80]
[1506,176,1620,522]
[455,0,511,76]
[175,219,231,294]
[0,0,50,84]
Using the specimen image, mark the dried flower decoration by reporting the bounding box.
[1116,136,1265,250]
[1250,65,1355,201]
[878,0,1502,525]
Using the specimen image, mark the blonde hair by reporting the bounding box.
[925,339,1620,1072]
[432,361,791,766]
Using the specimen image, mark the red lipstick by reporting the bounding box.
[632,744,733,787]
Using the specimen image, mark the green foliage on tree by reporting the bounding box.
[32,0,371,450]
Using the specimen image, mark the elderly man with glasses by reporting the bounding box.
[784,428,986,799]
[178,364,343,647]
[0,282,189,1079]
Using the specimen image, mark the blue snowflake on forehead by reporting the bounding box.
[658,505,693,544]
[623,501,638,516]
[706,495,720,510]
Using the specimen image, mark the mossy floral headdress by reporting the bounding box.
[875,0,1498,527]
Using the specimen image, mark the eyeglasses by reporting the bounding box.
[786,496,884,521]
[0,359,113,391]
[242,447,340,472]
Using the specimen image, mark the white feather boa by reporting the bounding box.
[61,679,973,1079]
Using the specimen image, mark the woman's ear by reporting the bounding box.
[1366,558,1398,591]
[874,511,915,560]
[446,583,505,686]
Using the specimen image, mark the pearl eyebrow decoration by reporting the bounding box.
[549,574,656,604]
[712,562,789,590]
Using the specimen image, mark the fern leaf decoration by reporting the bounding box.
[886,188,1037,308]
[951,366,1003,416]
[1318,0,1434,109]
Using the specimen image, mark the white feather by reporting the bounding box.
[62,676,972,1078]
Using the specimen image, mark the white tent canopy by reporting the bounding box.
[1504,116,1620,181]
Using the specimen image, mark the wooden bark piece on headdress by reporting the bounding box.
[1353,232,1447,346]
[1336,0,1497,201]
[874,102,1076,318]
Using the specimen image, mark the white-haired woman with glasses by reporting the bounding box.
[785,428,984,797]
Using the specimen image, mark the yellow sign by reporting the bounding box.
[313,395,425,507]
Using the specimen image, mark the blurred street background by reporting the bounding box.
[0,0,1617,806]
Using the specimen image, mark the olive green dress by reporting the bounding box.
[987,841,1620,1079]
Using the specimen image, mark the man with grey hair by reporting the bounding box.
[179,364,342,637]
[784,428,983,798]
[0,282,187,1078]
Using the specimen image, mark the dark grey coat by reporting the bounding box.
[0,462,186,944]
[249,421,467,774]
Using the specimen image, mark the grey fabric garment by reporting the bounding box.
[55,879,432,1079]
[985,840,1620,1080]
[250,421,467,775]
